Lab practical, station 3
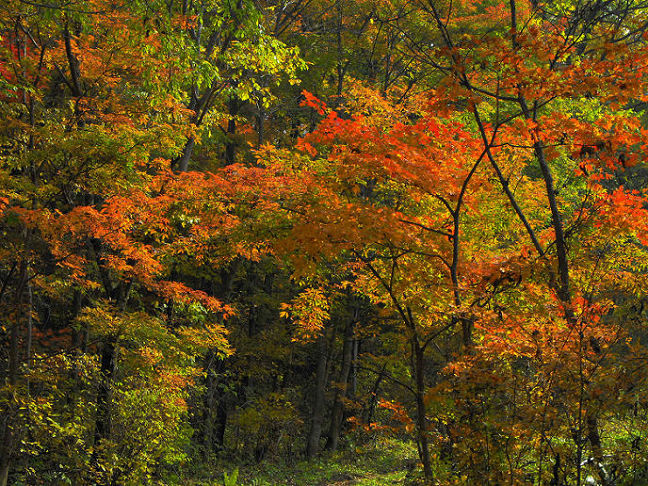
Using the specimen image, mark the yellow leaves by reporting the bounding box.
[281,287,330,342]
[230,392,303,446]
[340,79,404,128]
[176,323,232,358]
[77,305,145,340]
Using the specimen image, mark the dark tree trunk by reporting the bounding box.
[412,338,432,483]
[70,290,85,350]
[306,332,329,459]
[0,262,29,486]
[325,313,356,451]
[256,108,265,149]
[94,340,117,445]
[213,399,227,451]
[177,137,196,172]
[363,365,385,425]
[0,406,14,486]
[350,338,359,399]
[224,97,239,166]
[200,352,216,452]
[200,353,228,454]
[550,453,561,486]
[587,415,608,485]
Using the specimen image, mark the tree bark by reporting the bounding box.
[412,337,433,483]
[0,398,15,486]
[325,312,356,451]
[587,415,608,485]
[177,137,196,172]
[94,340,117,446]
[200,353,228,454]
[363,365,385,425]
[350,338,359,399]
[306,332,329,458]
[224,97,239,166]
[213,399,227,452]
[0,261,29,486]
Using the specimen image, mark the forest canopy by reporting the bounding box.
[3,0,648,485]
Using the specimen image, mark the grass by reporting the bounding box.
[178,439,423,485]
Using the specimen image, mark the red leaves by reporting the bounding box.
[300,90,328,116]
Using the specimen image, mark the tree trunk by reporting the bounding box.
[363,365,385,425]
[325,313,356,451]
[200,351,216,453]
[200,353,228,454]
[0,416,13,486]
[213,399,227,452]
[306,332,328,459]
[256,107,265,149]
[350,338,359,400]
[412,338,433,483]
[587,415,608,485]
[224,97,239,166]
[177,137,196,172]
[94,340,117,446]
[93,280,131,449]
[0,261,29,486]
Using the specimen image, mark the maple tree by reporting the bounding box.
[260,0,648,483]
[0,0,287,482]
[3,0,648,484]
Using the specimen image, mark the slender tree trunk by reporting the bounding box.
[94,340,117,445]
[550,453,561,486]
[213,399,227,452]
[306,332,329,458]
[200,353,228,454]
[0,261,29,486]
[350,339,359,399]
[200,351,216,453]
[224,97,239,166]
[363,365,386,425]
[412,338,432,483]
[256,107,265,149]
[178,137,196,172]
[325,312,356,451]
[93,280,132,450]
[587,415,608,485]
[0,381,16,486]
[0,459,7,486]
[335,0,344,103]
[195,261,238,455]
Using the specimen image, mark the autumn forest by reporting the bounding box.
[3,0,648,484]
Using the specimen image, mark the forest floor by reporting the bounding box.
[181,439,423,485]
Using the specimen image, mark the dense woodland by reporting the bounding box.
[4,0,648,484]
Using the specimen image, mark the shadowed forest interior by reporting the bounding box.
[3,0,648,484]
